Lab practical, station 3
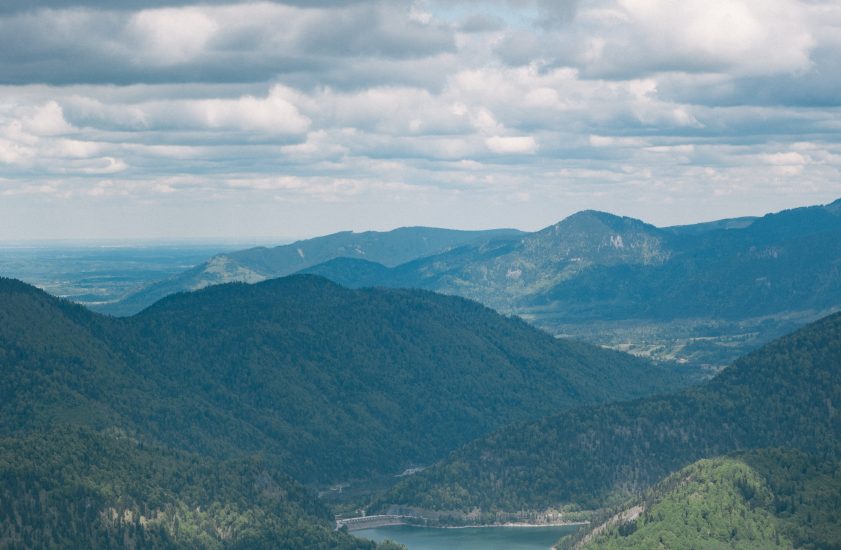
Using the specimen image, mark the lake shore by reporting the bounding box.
[438,521,589,529]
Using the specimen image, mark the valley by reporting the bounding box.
[0,274,686,548]
[1,200,840,548]
[4,1,840,547]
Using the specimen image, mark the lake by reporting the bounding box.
[352,524,581,550]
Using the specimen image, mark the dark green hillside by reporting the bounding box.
[1,274,681,547]
[377,310,841,513]
[664,216,757,235]
[1,275,683,485]
[0,426,373,549]
[570,449,841,549]
[119,276,687,483]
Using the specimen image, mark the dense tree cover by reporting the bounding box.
[0,274,683,546]
[99,227,522,316]
[0,427,375,549]
[0,275,686,484]
[376,311,841,513]
[568,449,841,550]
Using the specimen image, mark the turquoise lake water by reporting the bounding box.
[352,524,580,549]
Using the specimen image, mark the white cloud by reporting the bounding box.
[21,101,75,136]
[128,7,219,65]
[485,135,538,154]
[183,88,311,134]
[615,0,815,76]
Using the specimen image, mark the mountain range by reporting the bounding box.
[0,275,683,547]
[93,227,522,317]
[4,199,841,548]
[303,200,841,368]
[96,199,841,370]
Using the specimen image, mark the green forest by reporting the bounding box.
[566,449,841,549]
[0,427,379,549]
[0,275,682,547]
[378,310,841,518]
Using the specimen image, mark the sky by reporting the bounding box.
[0,0,840,241]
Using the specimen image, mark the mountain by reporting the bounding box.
[0,275,685,485]
[303,199,841,368]
[305,210,670,306]
[375,309,841,515]
[85,200,841,369]
[94,227,523,316]
[565,449,841,549]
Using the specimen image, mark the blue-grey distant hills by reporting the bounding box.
[301,199,841,368]
[96,199,841,368]
[93,226,523,316]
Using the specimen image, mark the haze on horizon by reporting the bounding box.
[1,0,840,241]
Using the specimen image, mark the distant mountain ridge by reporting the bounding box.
[93,226,523,316]
[303,199,841,367]
[89,199,841,367]
[306,200,841,317]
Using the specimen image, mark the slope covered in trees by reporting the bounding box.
[0,427,375,549]
[0,273,688,548]
[567,449,841,549]
[376,310,841,514]
[1,275,686,484]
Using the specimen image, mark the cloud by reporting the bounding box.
[142,86,311,135]
[537,0,580,28]
[127,8,219,66]
[0,2,456,86]
[500,0,817,80]
[485,135,538,154]
[20,101,75,136]
[0,0,839,240]
[458,13,506,33]
[0,0,372,14]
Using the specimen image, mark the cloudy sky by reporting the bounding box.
[1,0,840,240]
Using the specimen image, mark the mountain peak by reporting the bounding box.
[551,210,655,233]
[536,210,660,240]
[515,210,670,267]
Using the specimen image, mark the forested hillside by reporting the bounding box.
[567,449,841,549]
[0,275,685,545]
[376,310,841,514]
[0,427,373,549]
[1,275,685,483]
